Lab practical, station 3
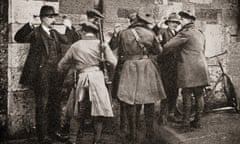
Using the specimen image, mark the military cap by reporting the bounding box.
[179,10,196,21]
[86,9,104,19]
[165,12,181,25]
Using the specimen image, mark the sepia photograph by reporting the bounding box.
[0,0,240,144]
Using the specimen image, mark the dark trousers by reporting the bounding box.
[122,102,154,142]
[34,70,63,141]
[159,71,178,123]
[182,87,204,124]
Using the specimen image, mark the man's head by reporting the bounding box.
[80,21,99,34]
[128,12,137,24]
[136,9,155,29]
[165,13,180,30]
[178,10,196,26]
[39,5,58,28]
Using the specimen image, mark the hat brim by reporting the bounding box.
[138,15,154,24]
[40,13,58,17]
[165,20,181,25]
[179,11,196,20]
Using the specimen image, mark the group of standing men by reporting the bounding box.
[15,5,209,144]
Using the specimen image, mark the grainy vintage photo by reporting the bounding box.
[0,0,240,144]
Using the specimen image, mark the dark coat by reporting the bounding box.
[157,28,177,77]
[163,23,210,88]
[14,23,70,87]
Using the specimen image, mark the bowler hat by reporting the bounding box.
[39,5,58,17]
[80,21,99,31]
[179,10,196,20]
[86,9,104,19]
[137,9,154,24]
[165,13,180,25]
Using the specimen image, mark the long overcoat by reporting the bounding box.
[163,23,210,88]
[14,23,70,87]
[117,23,166,105]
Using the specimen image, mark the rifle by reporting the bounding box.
[97,18,111,86]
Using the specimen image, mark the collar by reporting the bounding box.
[128,22,149,29]
[41,24,51,35]
[82,33,97,40]
[182,23,195,29]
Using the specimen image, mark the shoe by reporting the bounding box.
[39,137,53,144]
[157,115,167,126]
[50,132,69,142]
[190,120,201,129]
[168,114,181,123]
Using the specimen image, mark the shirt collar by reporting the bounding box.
[41,24,51,35]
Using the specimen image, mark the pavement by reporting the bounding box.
[3,107,240,144]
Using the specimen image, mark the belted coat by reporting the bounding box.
[117,23,166,105]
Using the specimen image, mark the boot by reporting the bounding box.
[158,100,168,126]
[191,92,204,129]
[136,105,142,129]
[126,104,137,143]
[93,118,103,144]
[144,104,155,143]
[182,90,192,132]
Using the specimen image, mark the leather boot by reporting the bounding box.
[144,104,155,144]
[182,89,192,132]
[191,90,204,129]
[158,99,168,125]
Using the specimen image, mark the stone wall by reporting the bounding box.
[0,0,8,139]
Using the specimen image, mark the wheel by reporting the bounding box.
[223,74,239,112]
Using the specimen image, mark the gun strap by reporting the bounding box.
[131,28,147,53]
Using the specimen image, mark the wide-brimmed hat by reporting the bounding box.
[137,8,154,24]
[39,5,58,17]
[165,13,180,25]
[86,9,104,19]
[179,10,196,20]
[80,21,99,31]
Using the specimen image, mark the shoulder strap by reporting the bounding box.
[131,28,147,54]
[131,28,140,42]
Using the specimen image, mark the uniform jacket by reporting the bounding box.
[117,23,166,104]
[163,23,210,88]
[14,23,71,86]
[58,34,117,117]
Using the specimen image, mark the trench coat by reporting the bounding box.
[58,35,117,117]
[163,23,210,88]
[117,23,166,105]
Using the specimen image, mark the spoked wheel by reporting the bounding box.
[223,74,239,112]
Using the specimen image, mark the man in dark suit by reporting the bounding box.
[154,13,181,125]
[14,5,76,143]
